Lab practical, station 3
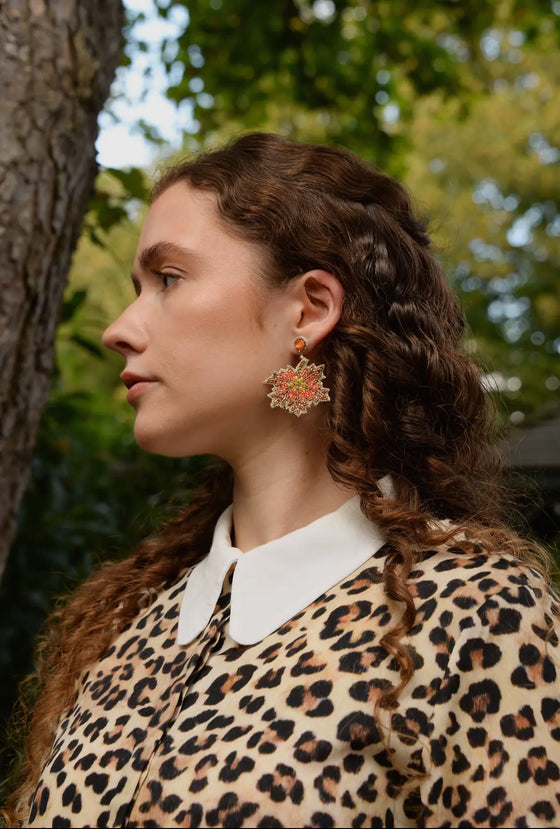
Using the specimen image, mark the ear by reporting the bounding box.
[291,270,344,350]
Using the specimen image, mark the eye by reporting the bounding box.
[153,270,181,290]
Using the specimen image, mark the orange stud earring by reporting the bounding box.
[264,336,331,417]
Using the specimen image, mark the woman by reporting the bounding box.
[4,133,560,827]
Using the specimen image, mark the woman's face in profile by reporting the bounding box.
[102,182,292,460]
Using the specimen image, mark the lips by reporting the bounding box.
[120,371,154,389]
[120,371,157,404]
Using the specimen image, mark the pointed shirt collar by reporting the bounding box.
[177,493,387,647]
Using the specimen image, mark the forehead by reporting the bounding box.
[133,181,272,291]
[135,182,267,273]
[138,182,220,248]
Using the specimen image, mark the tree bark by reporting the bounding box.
[0,0,124,580]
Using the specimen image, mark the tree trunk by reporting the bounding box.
[0,0,124,580]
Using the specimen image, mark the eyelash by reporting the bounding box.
[153,270,180,290]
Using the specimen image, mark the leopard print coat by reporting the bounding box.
[26,542,560,827]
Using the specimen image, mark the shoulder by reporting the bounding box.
[402,541,560,825]
[404,539,560,726]
[408,537,558,626]
[403,538,560,693]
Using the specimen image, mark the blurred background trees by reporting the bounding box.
[0,0,124,580]
[1,0,559,792]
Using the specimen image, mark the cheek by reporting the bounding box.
[176,288,266,350]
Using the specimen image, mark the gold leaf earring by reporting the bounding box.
[264,336,330,417]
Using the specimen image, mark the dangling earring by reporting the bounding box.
[264,336,330,417]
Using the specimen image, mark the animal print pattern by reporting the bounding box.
[26,542,560,827]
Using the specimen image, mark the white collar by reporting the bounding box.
[177,492,387,647]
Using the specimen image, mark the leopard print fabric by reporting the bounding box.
[26,542,560,827]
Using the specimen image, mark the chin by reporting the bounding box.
[133,420,209,459]
[133,424,182,457]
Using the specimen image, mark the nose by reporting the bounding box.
[102,301,148,356]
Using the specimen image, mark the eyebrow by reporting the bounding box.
[130,241,203,291]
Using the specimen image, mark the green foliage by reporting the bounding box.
[155,0,559,168]
[84,166,151,247]
[406,41,560,420]
[104,166,151,202]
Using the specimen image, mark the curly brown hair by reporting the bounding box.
[3,132,550,824]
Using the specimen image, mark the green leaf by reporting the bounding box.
[103,167,150,201]
[70,334,105,360]
[60,289,88,323]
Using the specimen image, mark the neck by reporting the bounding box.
[227,414,355,552]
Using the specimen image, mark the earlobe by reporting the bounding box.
[293,269,344,345]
